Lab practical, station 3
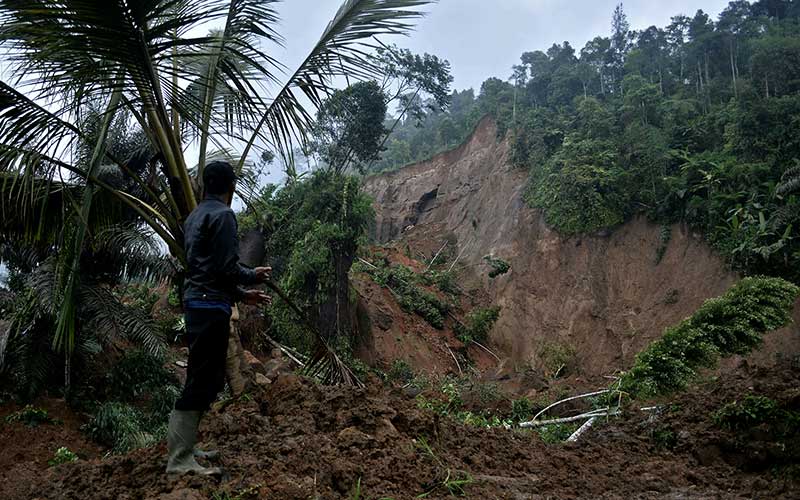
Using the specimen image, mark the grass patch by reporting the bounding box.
[535,422,579,444]
[415,437,474,497]
[48,446,79,466]
[5,405,59,427]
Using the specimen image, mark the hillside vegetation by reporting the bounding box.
[372,1,800,282]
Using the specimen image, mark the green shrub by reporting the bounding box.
[651,427,678,450]
[526,158,627,235]
[361,260,450,329]
[483,256,510,278]
[106,350,177,401]
[422,269,460,295]
[386,359,415,384]
[714,395,781,431]
[84,402,155,453]
[5,405,58,427]
[397,289,448,329]
[456,306,500,344]
[511,397,534,422]
[113,283,159,313]
[622,277,800,398]
[147,384,180,427]
[48,446,78,466]
[539,342,576,378]
[167,286,181,308]
[536,422,579,444]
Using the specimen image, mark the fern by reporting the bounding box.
[777,163,800,196]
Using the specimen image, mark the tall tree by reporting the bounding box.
[610,3,631,93]
[718,1,754,98]
[580,37,612,95]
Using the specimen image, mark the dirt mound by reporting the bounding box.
[12,361,799,500]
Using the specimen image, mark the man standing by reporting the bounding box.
[167,160,270,475]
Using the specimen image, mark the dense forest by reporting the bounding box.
[370,1,800,283]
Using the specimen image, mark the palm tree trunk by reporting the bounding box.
[55,86,124,400]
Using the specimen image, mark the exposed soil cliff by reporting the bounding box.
[362,117,800,381]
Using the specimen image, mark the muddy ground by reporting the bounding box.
[4,359,797,500]
[0,398,103,497]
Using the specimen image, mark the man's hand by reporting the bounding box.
[254,266,272,283]
[243,289,271,306]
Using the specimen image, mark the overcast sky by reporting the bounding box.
[276,0,732,94]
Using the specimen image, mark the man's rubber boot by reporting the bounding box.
[194,448,220,461]
[166,410,223,475]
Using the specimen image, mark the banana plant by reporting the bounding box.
[0,0,433,385]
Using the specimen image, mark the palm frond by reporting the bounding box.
[79,282,166,357]
[0,81,82,171]
[179,0,284,175]
[93,224,175,283]
[0,0,223,104]
[777,164,800,196]
[265,280,363,387]
[54,87,124,355]
[773,204,799,228]
[237,0,434,172]
[0,172,72,248]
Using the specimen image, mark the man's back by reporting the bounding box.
[183,193,251,304]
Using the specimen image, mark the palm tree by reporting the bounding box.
[0,0,433,386]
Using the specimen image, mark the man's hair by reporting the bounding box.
[203,160,237,195]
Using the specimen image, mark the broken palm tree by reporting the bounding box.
[265,280,364,388]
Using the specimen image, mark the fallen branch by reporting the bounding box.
[566,416,597,442]
[519,409,619,428]
[471,339,501,361]
[357,257,378,269]
[426,241,448,271]
[447,310,467,329]
[446,344,462,375]
[263,336,306,368]
[531,389,612,422]
[447,237,473,273]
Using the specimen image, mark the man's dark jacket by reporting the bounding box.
[183,194,258,304]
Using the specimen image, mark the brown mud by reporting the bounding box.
[0,398,103,497]
[6,359,798,500]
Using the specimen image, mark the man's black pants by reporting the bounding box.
[175,307,231,411]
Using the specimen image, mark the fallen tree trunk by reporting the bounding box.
[519,408,619,428]
[566,416,597,442]
[530,389,612,422]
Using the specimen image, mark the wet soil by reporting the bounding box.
[0,397,104,497]
[7,361,798,500]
